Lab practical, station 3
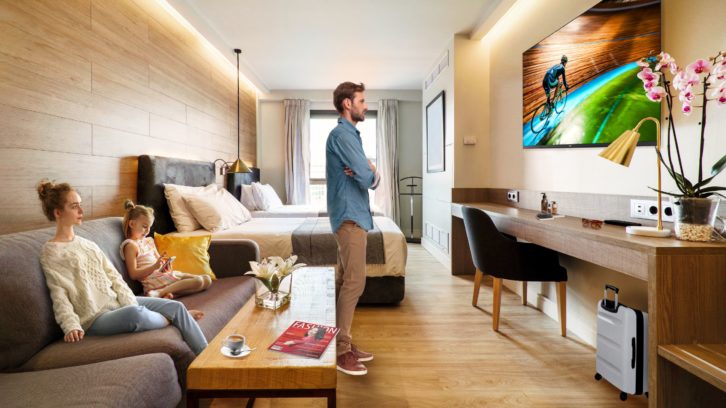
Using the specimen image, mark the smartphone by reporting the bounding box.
[160,256,176,271]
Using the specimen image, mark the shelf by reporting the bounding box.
[658,344,726,392]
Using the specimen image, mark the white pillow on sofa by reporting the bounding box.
[251,182,284,210]
[239,184,258,210]
[163,184,217,232]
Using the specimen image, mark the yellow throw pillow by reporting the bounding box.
[154,233,216,280]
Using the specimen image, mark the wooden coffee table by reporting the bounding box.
[187,267,337,408]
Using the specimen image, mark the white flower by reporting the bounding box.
[273,255,306,277]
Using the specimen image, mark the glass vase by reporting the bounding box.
[253,275,292,310]
[672,197,720,242]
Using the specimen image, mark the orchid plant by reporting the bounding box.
[636,51,726,199]
[245,255,306,293]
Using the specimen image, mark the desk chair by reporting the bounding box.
[462,206,568,336]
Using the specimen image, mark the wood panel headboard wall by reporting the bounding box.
[0,1,256,235]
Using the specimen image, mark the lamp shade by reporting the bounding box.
[228,158,251,173]
[598,129,640,167]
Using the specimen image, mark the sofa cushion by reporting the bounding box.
[19,325,195,385]
[0,353,180,408]
[178,276,256,340]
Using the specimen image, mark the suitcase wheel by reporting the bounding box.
[594,373,602,381]
[619,392,628,401]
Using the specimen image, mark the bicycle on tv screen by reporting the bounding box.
[522,0,661,148]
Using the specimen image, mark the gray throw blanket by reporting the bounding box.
[292,218,385,265]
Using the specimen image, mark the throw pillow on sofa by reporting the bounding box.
[153,233,216,279]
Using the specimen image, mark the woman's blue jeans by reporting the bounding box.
[86,297,207,355]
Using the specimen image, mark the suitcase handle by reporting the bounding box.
[602,285,619,312]
[631,338,636,369]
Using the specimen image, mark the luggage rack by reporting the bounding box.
[399,176,422,243]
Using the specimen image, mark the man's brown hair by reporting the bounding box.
[333,82,365,114]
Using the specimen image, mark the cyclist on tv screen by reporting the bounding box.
[543,55,569,108]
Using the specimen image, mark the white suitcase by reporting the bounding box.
[594,285,648,401]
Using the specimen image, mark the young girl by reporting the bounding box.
[121,200,212,299]
[37,180,207,354]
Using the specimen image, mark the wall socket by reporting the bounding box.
[507,190,519,202]
[630,199,675,222]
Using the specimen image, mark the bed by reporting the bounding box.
[137,155,406,304]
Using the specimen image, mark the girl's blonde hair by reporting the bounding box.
[122,199,154,238]
[37,179,74,221]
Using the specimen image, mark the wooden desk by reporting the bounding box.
[451,202,726,408]
[187,267,337,407]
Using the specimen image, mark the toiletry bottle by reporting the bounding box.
[540,193,549,213]
[551,201,558,215]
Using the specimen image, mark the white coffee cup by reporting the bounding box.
[223,334,246,355]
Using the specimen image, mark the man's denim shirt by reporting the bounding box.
[326,117,380,233]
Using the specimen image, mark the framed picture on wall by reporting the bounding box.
[426,91,445,173]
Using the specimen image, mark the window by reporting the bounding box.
[309,110,377,207]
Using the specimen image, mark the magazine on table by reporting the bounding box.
[269,321,339,359]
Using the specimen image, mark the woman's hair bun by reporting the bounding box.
[36,179,53,199]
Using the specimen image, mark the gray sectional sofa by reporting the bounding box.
[0,217,260,407]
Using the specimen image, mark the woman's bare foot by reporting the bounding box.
[189,310,204,320]
[162,292,174,299]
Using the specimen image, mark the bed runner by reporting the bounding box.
[292,218,385,265]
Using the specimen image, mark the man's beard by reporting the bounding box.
[352,110,365,122]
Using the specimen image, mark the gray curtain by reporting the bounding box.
[374,99,400,224]
[284,99,311,204]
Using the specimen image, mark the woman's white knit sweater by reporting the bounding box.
[40,236,137,334]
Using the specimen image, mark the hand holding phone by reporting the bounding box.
[160,256,176,271]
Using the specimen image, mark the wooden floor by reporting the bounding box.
[206,244,647,407]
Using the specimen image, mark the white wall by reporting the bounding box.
[424,0,726,345]
[256,89,423,235]
[421,40,455,265]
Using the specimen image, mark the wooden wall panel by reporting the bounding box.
[0,0,257,234]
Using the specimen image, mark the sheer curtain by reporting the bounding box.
[374,99,400,224]
[284,99,311,204]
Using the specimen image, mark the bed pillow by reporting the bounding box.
[240,184,258,210]
[218,187,252,224]
[163,183,217,232]
[183,188,252,231]
[182,194,230,232]
[154,233,215,279]
[251,182,284,210]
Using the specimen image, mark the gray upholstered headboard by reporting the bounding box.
[137,155,216,235]
[137,155,261,234]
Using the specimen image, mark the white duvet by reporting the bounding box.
[169,216,407,278]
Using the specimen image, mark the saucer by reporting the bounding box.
[221,345,252,358]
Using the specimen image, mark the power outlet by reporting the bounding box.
[630,199,674,222]
[507,190,519,203]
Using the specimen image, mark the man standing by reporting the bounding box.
[326,82,380,376]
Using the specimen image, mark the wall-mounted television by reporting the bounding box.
[522,0,661,148]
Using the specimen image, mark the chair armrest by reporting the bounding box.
[208,239,260,279]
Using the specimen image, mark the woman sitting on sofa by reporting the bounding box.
[36,180,207,355]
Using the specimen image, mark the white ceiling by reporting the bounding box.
[173,0,496,91]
